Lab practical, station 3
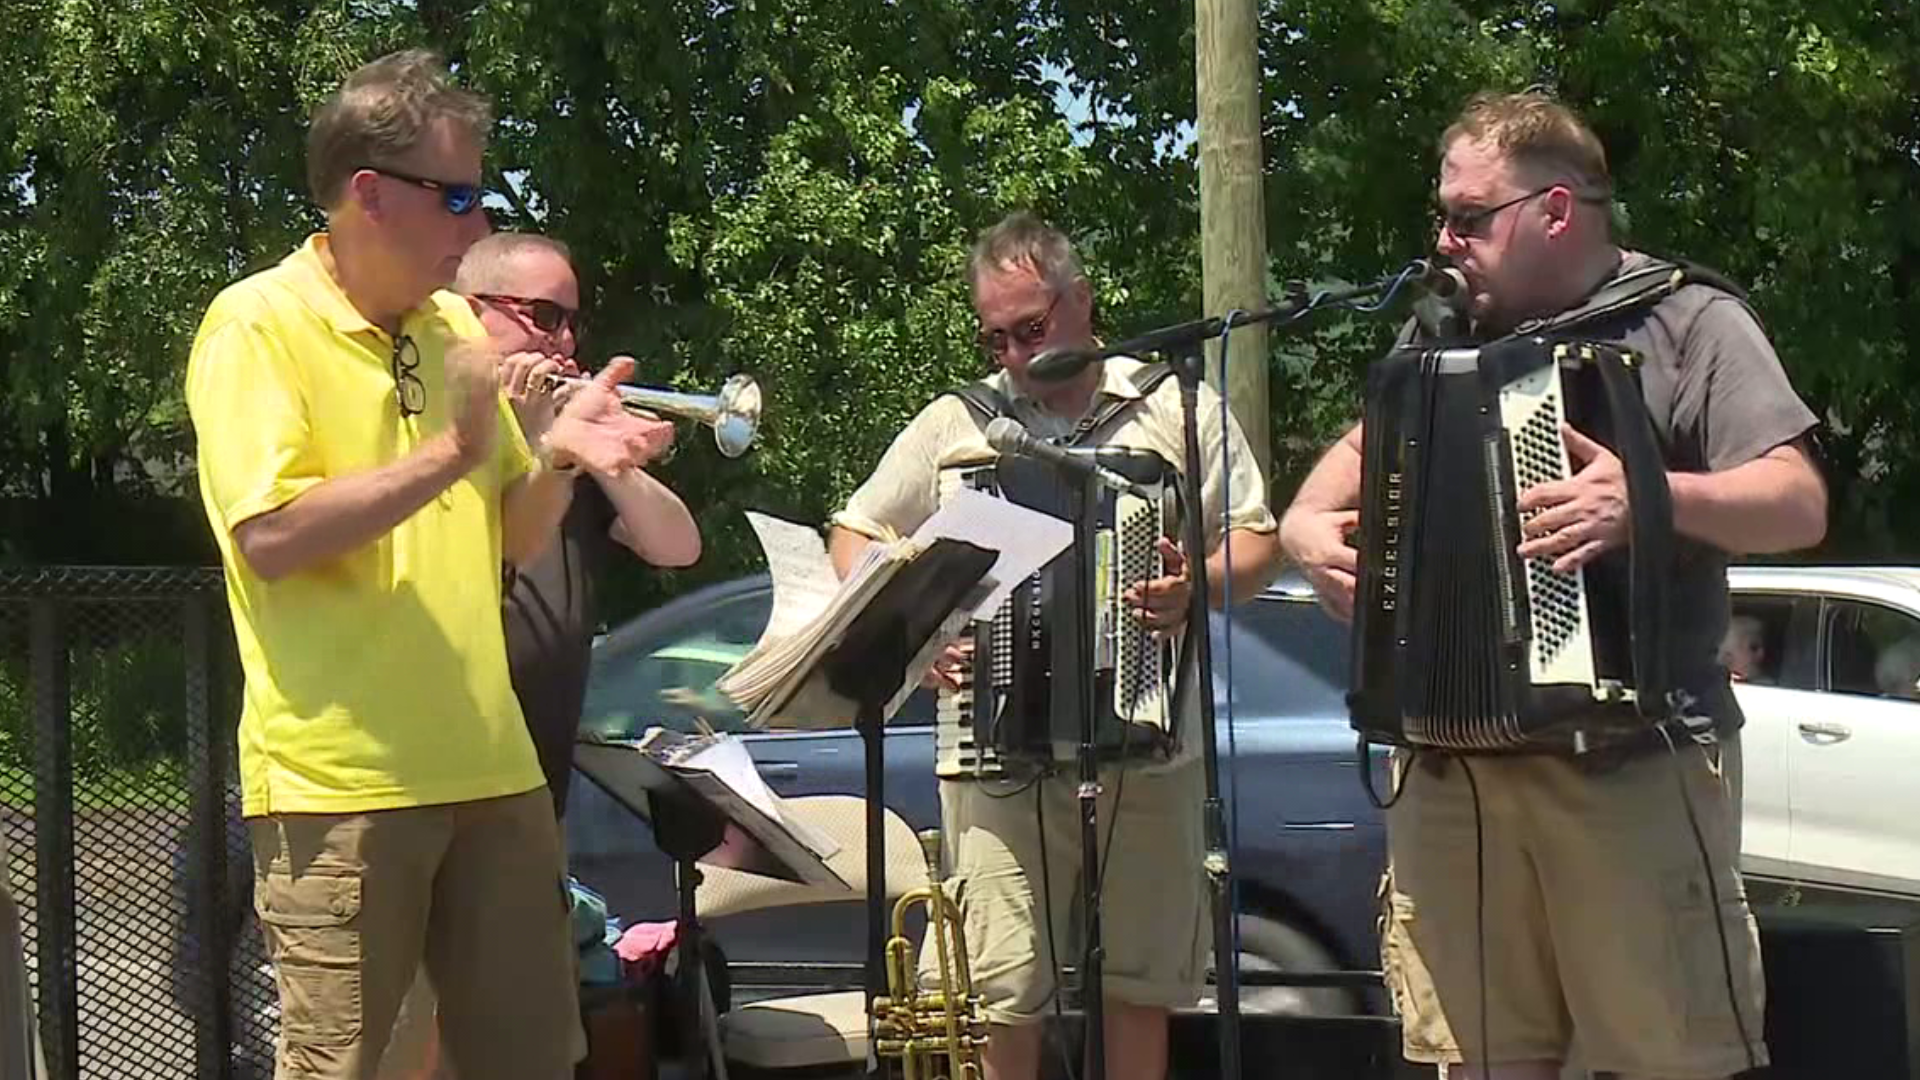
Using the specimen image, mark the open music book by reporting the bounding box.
[637,727,841,861]
[717,495,1072,730]
[574,726,847,887]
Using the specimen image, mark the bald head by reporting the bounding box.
[457,232,580,358]
[455,232,574,294]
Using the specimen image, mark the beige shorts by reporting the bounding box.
[248,788,577,1080]
[1381,733,1768,1078]
[919,762,1209,1026]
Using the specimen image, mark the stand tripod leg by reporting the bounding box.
[1172,348,1241,1080]
[860,703,888,1080]
[1078,775,1106,1080]
[676,859,711,1080]
[1069,476,1107,1080]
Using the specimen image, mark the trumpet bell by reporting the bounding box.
[544,369,763,458]
[711,373,761,458]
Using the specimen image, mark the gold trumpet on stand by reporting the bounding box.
[538,370,762,457]
[872,830,987,1080]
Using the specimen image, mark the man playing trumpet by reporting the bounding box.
[463,231,702,818]
[377,231,702,1079]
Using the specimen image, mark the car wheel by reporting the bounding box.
[1199,912,1360,1018]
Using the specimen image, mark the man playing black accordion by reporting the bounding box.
[827,212,1281,1080]
[1281,91,1827,1080]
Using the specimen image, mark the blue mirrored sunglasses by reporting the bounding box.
[367,165,484,216]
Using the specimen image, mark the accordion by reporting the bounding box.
[934,448,1184,780]
[1349,338,1676,755]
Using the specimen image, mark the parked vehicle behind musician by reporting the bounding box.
[565,571,1386,1023]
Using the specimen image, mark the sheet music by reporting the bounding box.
[908,486,1073,618]
[746,512,843,640]
[637,728,841,860]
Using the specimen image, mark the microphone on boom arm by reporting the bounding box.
[984,417,1150,499]
[1409,258,1472,315]
[1026,257,1468,383]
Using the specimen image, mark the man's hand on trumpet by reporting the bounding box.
[501,350,577,451]
[534,357,677,477]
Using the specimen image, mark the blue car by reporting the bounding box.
[563,573,1393,1018]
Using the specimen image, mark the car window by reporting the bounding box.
[1723,594,1811,690]
[1825,599,1920,702]
[1216,596,1352,716]
[583,591,767,736]
[583,586,938,738]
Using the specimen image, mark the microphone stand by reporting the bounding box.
[1047,265,1422,1080]
[1067,470,1107,1080]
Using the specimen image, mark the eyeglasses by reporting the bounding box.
[473,293,578,335]
[1437,184,1609,240]
[367,165,484,216]
[976,293,1061,356]
[391,334,425,417]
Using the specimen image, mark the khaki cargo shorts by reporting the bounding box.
[919,762,1209,1026]
[1381,733,1768,1078]
[248,789,578,1080]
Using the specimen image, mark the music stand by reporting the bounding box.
[798,538,1001,1080]
[573,738,849,1080]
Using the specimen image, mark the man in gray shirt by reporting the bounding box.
[1281,91,1826,1080]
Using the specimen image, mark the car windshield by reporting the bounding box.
[582,584,1352,738]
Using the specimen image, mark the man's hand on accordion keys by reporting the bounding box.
[1515,423,1630,574]
[923,638,973,691]
[1123,538,1193,637]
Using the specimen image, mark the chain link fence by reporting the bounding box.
[0,567,274,1080]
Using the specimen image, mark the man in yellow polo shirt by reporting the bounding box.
[185,49,653,1080]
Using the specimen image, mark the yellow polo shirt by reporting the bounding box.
[186,234,544,816]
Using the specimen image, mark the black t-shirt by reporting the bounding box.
[503,478,620,817]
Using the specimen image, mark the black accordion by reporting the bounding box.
[934,449,1184,780]
[1349,337,1676,754]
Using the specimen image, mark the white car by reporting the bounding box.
[1730,565,1920,900]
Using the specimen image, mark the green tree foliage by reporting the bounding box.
[1,1,1915,609]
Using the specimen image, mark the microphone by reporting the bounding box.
[984,417,1147,498]
[1411,258,1472,314]
[1025,345,1101,383]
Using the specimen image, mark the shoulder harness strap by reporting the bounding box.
[1517,256,1751,338]
[938,360,1176,444]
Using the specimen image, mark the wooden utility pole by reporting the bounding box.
[1196,0,1271,482]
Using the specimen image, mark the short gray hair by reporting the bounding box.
[306,49,493,210]
[454,232,574,294]
[968,211,1086,294]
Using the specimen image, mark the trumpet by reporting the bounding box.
[538,370,762,458]
[872,829,986,1080]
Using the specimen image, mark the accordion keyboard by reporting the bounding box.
[1113,495,1171,726]
[1497,361,1597,688]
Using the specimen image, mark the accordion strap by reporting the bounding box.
[943,361,1176,446]
[1515,256,1751,339]
[1586,345,1678,721]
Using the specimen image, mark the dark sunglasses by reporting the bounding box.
[473,293,578,335]
[1437,184,1610,240]
[976,293,1061,356]
[391,334,425,417]
[367,165,484,216]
